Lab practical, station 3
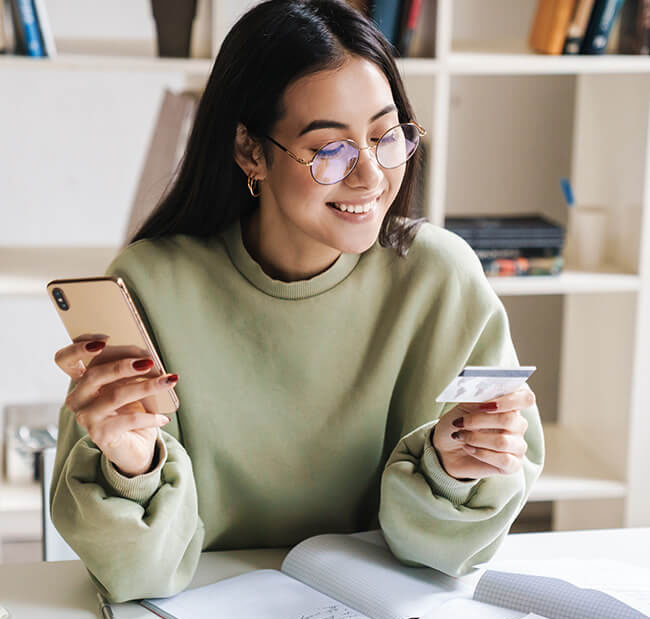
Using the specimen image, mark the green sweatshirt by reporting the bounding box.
[51,218,544,602]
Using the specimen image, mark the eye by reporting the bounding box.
[318,143,346,157]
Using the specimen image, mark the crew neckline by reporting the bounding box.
[221,218,361,300]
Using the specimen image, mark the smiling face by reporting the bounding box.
[243,55,407,270]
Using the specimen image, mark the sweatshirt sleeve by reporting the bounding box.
[49,246,205,603]
[378,233,545,577]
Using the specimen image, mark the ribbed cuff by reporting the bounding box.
[100,431,168,505]
[421,431,479,505]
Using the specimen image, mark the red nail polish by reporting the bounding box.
[451,431,461,440]
[133,359,154,371]
[479,402,498,411]
[166,374,178,384]
[452,417,464,428]
[85,341,106,352]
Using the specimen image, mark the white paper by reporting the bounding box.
[143,569,368,619]
[480,558,650,617]
[423,597,528,618]
[281,533,471,619]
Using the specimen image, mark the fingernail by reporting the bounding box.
[85,340,106,352]
[479,402,499,411]
[160,373,178,385]
[452,417,464,428]
[133,359,154,371]
[451,431,462,440]
[156,415,170,425]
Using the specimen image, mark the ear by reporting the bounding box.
[233,123,268,180]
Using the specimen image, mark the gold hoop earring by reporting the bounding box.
[247,175,261,198]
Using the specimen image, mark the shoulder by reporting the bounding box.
[106,234,221,278]
[389,220,486,287]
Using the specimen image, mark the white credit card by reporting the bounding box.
[436,366,536,403]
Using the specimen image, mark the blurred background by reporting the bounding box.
[1,0,649,564]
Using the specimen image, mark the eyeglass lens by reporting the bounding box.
[311,123,420,185]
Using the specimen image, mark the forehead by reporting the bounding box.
[280,56,395,130]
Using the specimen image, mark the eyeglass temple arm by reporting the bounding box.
[264,135,312,166]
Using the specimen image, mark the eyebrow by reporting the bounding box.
[297,104,398,137]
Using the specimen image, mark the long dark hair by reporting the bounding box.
[130,0,426,257]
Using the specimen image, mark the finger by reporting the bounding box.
[54,335,111,380]
[66,356,157,411]
[77,373,178,421]
[458,411,528,434]
[89,412,170,448]
[454,430,528,457]
[461,445,523,474]
[471,386,536,415]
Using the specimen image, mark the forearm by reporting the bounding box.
[51,429,205,602]
[379,406,544,577]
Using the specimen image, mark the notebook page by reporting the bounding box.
[423,597,530,619]
[474,559,650,619]
[141,569,369,619]
[281,534,471,619]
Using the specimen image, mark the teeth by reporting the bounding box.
[330,199,377,214]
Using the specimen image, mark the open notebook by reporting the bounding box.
[140,531,650,619]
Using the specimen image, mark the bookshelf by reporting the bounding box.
[1,0,648,539]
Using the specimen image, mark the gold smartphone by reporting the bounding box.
[46,276,179,416]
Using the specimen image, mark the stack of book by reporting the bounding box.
[0,0,56,58]
[347,0,436,57]
[529,0,649,55]
[445,214,565,277]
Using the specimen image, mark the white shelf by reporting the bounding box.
[449,40,650,75]
[0,247,119,296]
[0,50,213,75]
[530,423,627,502]
[0,480,41,514]
[488,267,641,296]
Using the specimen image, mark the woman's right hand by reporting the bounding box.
[54,335,178,477]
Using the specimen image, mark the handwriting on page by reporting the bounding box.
[298,605,366,619]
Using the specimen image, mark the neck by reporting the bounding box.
[242,208,341,282]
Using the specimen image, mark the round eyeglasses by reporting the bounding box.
[264,121,426,185]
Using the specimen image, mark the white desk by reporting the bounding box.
[1,528,649,618]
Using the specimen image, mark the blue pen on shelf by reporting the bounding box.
[560,177,575,208]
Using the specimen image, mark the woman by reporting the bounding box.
[51,0,543,603]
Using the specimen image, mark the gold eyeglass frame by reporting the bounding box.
[264,121,426,185]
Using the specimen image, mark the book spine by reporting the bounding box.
[8,0,26,54]
[15,0,44,56]
[397,0,422,56]
[481,256,564,277]
[32,0,56,57]
[580,0,625,53]
[0,1,7,53]
[370,0,404,46]
[563,0,596,53]
[618,0,650,53]
[530,0,578,54]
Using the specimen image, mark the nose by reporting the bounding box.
[345,145,383,190]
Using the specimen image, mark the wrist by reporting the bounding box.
[431,427,476,482]
[114,442,160,478]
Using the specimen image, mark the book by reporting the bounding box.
[32,0,55,58]
[139,531,650,619]
[140,532,471,619]
[529,0,578,55]
[396,0,422,57]
[618,0,650,54]
[123,89,199,246]
[0,0,8,53]
[444,215,566,251]
[580,0,625,53]
[368,0,404,47]
[481,255,564,277]
[404,0,435,57]
[563,0,596,53]
[9,0,44,56]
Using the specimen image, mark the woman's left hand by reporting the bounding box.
[432,385,536,481]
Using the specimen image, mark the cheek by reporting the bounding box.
[270,160,330,208]
[384,166,407,205]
